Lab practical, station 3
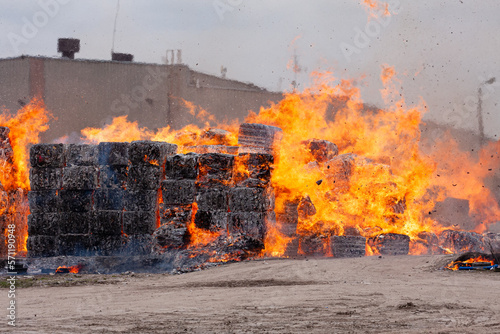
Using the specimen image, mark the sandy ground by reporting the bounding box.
[1,254,499,333]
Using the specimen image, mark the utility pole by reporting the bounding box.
[477,77,496,147]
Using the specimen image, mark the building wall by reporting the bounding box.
[0,57,283,142]
[0,57,30,113]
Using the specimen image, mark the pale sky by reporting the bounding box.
[0,0,499,138]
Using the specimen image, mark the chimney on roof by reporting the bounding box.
[57,38,80,59]
[111,52,134,62]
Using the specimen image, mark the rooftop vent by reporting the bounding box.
[112,52,134,62]
[57,38,80,59]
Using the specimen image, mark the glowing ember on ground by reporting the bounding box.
[55,264,84,274]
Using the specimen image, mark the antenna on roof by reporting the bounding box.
[111,0,120,53]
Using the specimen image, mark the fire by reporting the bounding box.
[55,264,83,274]
[445,256,495,271]
[187,202,221,247]
[0,99,52,255]
[361,0,391,18]
[2,66,498,260]
[0,99,52,190]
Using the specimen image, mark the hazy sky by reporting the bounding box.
[0,0,499,138]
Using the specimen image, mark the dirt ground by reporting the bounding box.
[1,254,499,333]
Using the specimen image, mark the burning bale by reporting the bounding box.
[438,230,485,253]
[238,123,283,155]
[367,233,410,256]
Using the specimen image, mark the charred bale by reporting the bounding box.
[90,235,122,256]
[64,144,98,167]
[129,140,177,166]
[91,211,122,235]
[98,142,129,166]
[99,165,128,189]
[228,212,267,242]
[123,211,156,235]
[30,144,65,168]
[59,212,94,235]
[159,204,192,226]
[62,166,98,190]
[94,189,124,211]
[196,187,229,211]
[197,153,234,187]
[229,187,275,213]
[121,234,153,255]
[27,213,61,236]
[57,234,92,256]
[59,190,94,212]
[161,180,196,205]
[29,168,63,190]
[300,234,327,256]
[127,165,162,190]
[27,236,57,257]
[194,210,228,232]
[28,190,60,213]
[124,190,158,212]
[298,195,316,219]
[200,128,232,145]
[153,222,189,250]
[165,153,199,180]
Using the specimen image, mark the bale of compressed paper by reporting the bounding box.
[124,190,158,212]
[58,212,94,234]
[57,234,92,256]
[99,165,128,189]
[129,141,177,166]
[300,233,327,256]
[27,213,61,236]
[331,235,366,258]
[121,234,153,255]
[29,168,63,190]
[159,204,192,226]
[161,180,196,205]
[438,230,485,254]
[194,210,228,232]
[238,123,283,155]
[28,190,61,213]
[197,153,234,186]
[127,165,162,190]
[304,139,339,163]
[123,211,156,235]
[30,144,65,168]
[165,153,199,180]
[153,222,189,250]
[367,233,410,256]
[195,188,229,211]
[27,236,57,257]
[64,144,98,167]
[228,212,267,241]
[94,189,124,211]
[233,153,274,188]
[229,187,274,213]
[90,235,122,256]
[91,211,122,235]
[59,190,94,212]
[98,142,129,166]
[62,166,98,190]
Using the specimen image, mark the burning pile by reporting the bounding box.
[1,69,500,264]
[26,131,277,259]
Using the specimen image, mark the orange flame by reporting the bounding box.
[445,256,494,271]
[55,264,83,274]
